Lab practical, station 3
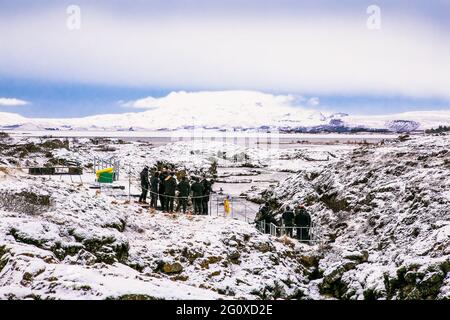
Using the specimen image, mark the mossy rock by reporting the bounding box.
[208,271,221,278]
[417,271,445,298]
[207,256,222,264]
[162,262,183,274]
[385,264,446,299]
[9,228,45,247]
[102,218,127,232]
[319,192,350,212]
[199,259,210,269]
[41,139,69,150]
[70,230,129,264]
[181,247,204,263]
[362,286,387,300]
[0,245,10,272]
[343,250,369,263]
[298,255,318,268]
[171,274,189,281]
[319,262,357,298]
[255,242,272,253]
[227,251,241,264]
[199,256,223,269]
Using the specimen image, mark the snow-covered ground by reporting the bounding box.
[259,133,450,299]
[0,131,354,300]
[1,131,448,300]
[0,170,314,300]
[0,132,357,199]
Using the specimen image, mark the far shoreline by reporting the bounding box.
[5,129,400,138]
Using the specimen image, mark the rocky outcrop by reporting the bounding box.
[0,172,309,300]
[261,134,450,299]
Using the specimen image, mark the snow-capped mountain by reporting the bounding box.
[0,91,449,132]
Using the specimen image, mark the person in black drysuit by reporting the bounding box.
[201,176,212,215]
[282,206,295,237]
[256,203,278,234]
[190,177,204,215]
[164,172,177,213]
[158,170,168,211]
[176,176,190,213]
[294,204,312,242]
[150,171,159,209]
[138,166,149,203]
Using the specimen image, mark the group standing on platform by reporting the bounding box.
[282,204,312,242]
[138,166,212,215]
[140,166,314,243]
[258,201,313,243]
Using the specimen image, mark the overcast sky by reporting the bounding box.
[0,0,449,117]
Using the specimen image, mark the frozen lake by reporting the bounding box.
[9,130,398,146]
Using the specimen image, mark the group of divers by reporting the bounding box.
[138,166,212,215]
[138,165,313,242]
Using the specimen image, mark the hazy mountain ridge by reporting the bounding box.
[0,91,449,133]
[2,109,449,133]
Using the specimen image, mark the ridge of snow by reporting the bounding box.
[0,91,449,132]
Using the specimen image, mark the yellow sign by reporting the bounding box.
[95,167,113,178]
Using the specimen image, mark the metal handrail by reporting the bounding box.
[255,221,323,245]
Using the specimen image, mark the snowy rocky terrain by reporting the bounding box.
[0,131,351,300]
[0,170,316,300]
[0,133,354,187]
[259,133,450,299]
[0,131,448,300]
[0,131,356,223]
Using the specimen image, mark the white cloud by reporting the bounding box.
[121,90,298,110]
[121,97,160,109]
[0,8,449,98]
[307,97,320,107]
[0,98,29,107]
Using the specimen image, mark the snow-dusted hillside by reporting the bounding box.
[259,134,450,299]
[0,91,449,132]
[0,132,448,300]
[0,134,336,300]
[0,171,315,300]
